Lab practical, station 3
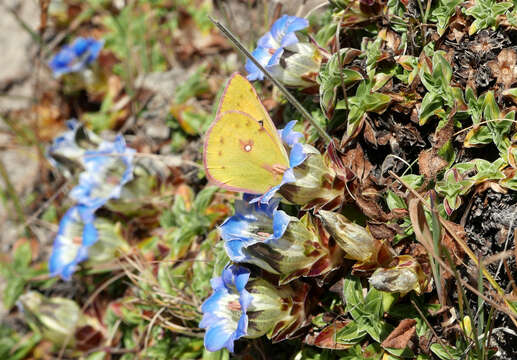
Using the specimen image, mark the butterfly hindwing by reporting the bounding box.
[204,110,289,194]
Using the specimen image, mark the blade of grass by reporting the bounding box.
[430,191,445,306]
[477,255,485,354]
[208,15,332,144]
[444,248,482,356]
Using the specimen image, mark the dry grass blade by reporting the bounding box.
[408,197,445,307]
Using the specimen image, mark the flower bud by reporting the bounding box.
[247,277,310,342]
[106,157,170,215]
[317,210,376,263]
[18,291,105,350]
[268,42,323,88]
[279,145,343,210]
[368,255,427,296]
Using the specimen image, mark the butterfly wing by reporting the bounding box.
[217,73,288,159]
[204,110,289,194]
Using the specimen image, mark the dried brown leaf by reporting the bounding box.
[381,319,417,349]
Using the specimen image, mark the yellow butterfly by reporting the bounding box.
[203,73,290,194]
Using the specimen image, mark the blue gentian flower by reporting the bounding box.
[49,37,104,78]
[220,195,339,284]
[221,195,290,271]
[250,121,307,204]
[245,15,308,81]
[200,265,253,352]
[70,135,135,209]
[48,205,98,280]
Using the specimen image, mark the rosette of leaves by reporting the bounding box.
[317,48,362,119]
[418,50,465,126]
[464,90,516,162]
[159,186,229,261]
[336,79,392,137]
[432,0,463,35]
[464,0,514,35]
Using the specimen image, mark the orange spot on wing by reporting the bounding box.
[239,139,254,152]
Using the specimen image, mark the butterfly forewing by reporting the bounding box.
[216,73,288,160]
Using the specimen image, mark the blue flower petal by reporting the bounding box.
[225,239,248,261]
[70,135,135,209]
[245,47,272,81]
[48,37,104,78]
[270,15,308,48]
[289,143,307,168]
[204,323,235,352]
[46,119,84,170]
[267,47,284,68]
[48,205,98,280]
[234,268,251,293]
[246,15,307,81]
[200,265,252,352]
[278,120,303,147]
[201,289,226,317]
[221,198,281,261]
[257,31,277,49]
[272,210,291,239]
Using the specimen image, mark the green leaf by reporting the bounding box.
[503,88,517,104]
[193,186,218,212]
[464,126,493,146]
[3,277,25,309]
[400,174,424,188]
[364,287,384,318]
[364,93,391,113]
[431,52,452,88]
[13,241,32,269]
[384,346,415,358]
[419,92,444,125]
[432,0,462,35]
[318,53,363,118]
[386,191,406,210]
[336,320,367,345]
[483,91,500,121]
[343,276,364,313]
[345,105,366,136]
[430,343,463,360]
[174,66,210,104]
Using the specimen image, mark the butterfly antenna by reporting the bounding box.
[208,15,332,144]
